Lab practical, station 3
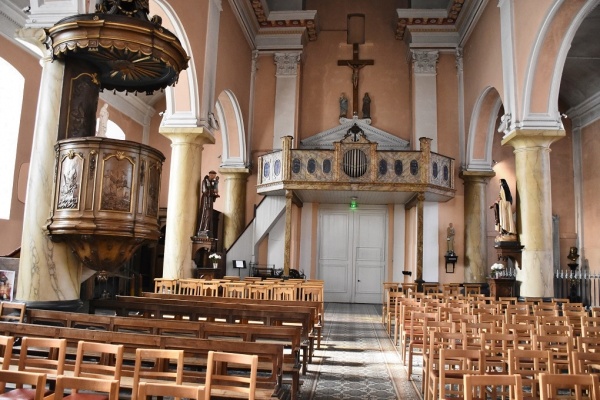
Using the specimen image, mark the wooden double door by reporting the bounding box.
[318,206,387,304]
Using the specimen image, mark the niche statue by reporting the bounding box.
[196,171,219,238]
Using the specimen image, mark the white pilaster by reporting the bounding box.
[273,51,301,150]
[411,49,439,283]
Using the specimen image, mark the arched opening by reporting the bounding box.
[0,58,24,220]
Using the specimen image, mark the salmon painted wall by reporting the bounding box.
[582,118,600,270]
[461,1,503,142]
[0,36,40,255]
[301,0,411,141]
[550,118,575,269]
[436,53,462,284]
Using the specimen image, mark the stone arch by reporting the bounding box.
[465,86,503,171]
[150,0,200,126]
[215,90,247,168]
[522,0,599,128]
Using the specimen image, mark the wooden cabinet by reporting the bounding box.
[488,277,516,300]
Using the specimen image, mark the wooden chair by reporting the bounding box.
[533,334,574,374]
[0,370,47,400]
[53,376,119,400]
[401,283,418,298]
[0,302,25,323]
[248,285,271,300]
[482,332,517,374]
[435,349,485,400]
[385,291,404,337]
[423,331,465,400]
[54,341,123,400]
[154,278,177,294]
[3,337,67,400]
[503,323,535,350]
[577,336,600,353]
[131,349,184,400]
[224,282,247,299]
[300,285,324,348]
[72,341,124,382]
[0,336,13,371]
[272,285,296,301]
[571,350,600,375]
[136,382,205,400]
[508,349,552,400]
[199,282,221,297]
[539,373,599,400]
[205,351,258,400]
[177,280,198,296]
[464,374,523,400]
[382,282,400,324]
[406,311,438,379]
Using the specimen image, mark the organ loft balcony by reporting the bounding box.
[257,126,455,205]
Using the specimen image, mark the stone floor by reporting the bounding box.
[298,302,421,400]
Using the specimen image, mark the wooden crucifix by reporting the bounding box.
[338,43,374,116]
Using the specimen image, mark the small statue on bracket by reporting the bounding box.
[491,178,518,243]
[446,222,455,255]
[195,170,219,238]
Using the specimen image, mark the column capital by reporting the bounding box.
[411,49,439,74]
[501,128,565,150]
[459,169,496,182]
[274,51,302,76]
[159,126,215,146]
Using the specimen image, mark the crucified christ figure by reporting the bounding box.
[348,62,365,88]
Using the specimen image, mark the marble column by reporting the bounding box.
[283,190,293,276]
[416,193,425,283]
[159,127,214,279]
[218,167,250,249]
[502,129,565,297]
[460,170,496,283]
[16,29,82,308]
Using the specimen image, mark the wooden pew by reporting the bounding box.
[0,321,284,399]
[89,295,316,360]
[142,291,323,338]
[27,308,306,379]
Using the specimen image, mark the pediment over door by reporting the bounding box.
[299,116,410,150]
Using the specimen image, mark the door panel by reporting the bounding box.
[319,211,352,302]
[318,206,386,304]
[353,211,385,303]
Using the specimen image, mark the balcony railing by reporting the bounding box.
[257,135,455,201]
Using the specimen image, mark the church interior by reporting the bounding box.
[0,0,598,398]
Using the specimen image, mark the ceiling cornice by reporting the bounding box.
[229,0,317,51]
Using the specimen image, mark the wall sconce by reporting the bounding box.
[349,196,358,210]
[347,14,365,45]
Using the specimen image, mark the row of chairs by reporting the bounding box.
[155,278,324,302]
[459,371,598,400]
[0,335,258,400]
[382,285,600,400]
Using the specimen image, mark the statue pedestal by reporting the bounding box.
[495,241,524,269]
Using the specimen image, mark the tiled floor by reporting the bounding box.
[298,303,421,400]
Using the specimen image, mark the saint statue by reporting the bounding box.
[96,103,109,137]
[339,93,348,118]
[196,170,219,237]
[362,92,371,119]
[491,178,517,241]
[446,223,455,254]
